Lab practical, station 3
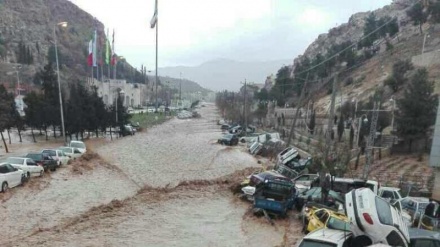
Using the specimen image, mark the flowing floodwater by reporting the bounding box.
[0,104,303,247]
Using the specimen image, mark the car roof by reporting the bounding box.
[0,162,9,166]
[402,197,430,203]
[6,157,25,160]
[409,228,440,240]
[304,228,352,243]
[380,186,400,191]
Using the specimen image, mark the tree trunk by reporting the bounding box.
[81,131,84,140]
[1,132,9,153]
[95,129,98,138]
[53,125,56,138]
[18,128,22,143]
[419,23,423,35]
[39,128,42,135]
[44,128,48,141]
[31,127,36,143]
[409,139,413,153]
[75,132,79,140]
[110,126,113,140]
[7,129,11,144]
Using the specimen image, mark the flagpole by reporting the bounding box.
[155,0,158,112]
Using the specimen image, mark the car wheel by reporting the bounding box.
[1,182,8,192]
[50,167,56,172]
[27,172,31,178]
[39,170,44,177]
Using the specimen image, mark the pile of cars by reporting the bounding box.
[237,146,440,246]
[217,123,257,146]
[0,140,86,193]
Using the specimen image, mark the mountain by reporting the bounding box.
[158,58,291,92]
[146,75,210,94]
[0,0,208,95]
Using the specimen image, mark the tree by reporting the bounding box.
[337,114,345,142]
[24,91,44,142]
[39,63,61,138]
[47,45,62,64]
[309,110,316,135]
[407,2,428,34]
[384,60,414,92]
[0,85,15,152]
[430,1,440,23]
[396,68,438,152]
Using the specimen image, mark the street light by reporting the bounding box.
[53,21,68,144]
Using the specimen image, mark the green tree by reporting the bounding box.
[384,60,414,92]
[407,2,428,34]
[0,85,15,152]
[430,1,440,23]
[39,63,61,138]
[396,68,438,152]
[47,45,62,65]
[337,114,345,142]
[361,13,379,48]
[309,110,316,135]
[23,91,44,142]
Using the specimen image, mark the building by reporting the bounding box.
[88,78,149,107]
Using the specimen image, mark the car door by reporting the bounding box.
[26,159,37,174]
[5,164,20,187]
[309,210,327,231]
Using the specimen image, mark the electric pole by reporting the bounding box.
[243,79,247,137]
[324,72,339,168]
[362,102,380,180]
[287,72,309,146]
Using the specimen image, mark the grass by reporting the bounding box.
[129,112,174,130]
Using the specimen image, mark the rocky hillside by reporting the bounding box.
[0,0,209,94]
[289,0,437,114]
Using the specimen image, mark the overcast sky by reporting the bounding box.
[69,0,391,70]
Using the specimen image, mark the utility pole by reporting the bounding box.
[362,102,380,180]
[287,73,309,146]
[243,79,247,137]
[154,0,159,112]
[324,72,339,167]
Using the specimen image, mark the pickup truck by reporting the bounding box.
[253,178,297,216]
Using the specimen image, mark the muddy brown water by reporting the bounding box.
[0,104,303,247]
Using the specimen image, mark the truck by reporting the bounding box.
[253,178,297,216]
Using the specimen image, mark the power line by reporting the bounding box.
[292,0,422,78]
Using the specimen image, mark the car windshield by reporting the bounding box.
[299,240,337,247]
[42,150,57,156]
[327,217,350,231]
[71,142,85,148]
[376,197,393,226]
[5,158,24,164]
[26,154,42,160]
[60,147,72,153]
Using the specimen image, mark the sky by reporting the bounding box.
[69,0,392,70]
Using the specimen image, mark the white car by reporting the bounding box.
[345,188,410,247]
[59,146,83,160]
[69,140,87,154]
[0,163,25,192]
[296,228,354,247]
[4,157,44,178]
[41,149,70,166]
[378,187,404,203]
[277,147,299,165]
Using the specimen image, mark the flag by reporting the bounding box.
[87,39,93,66]
[111,29,117,66]
[150,0,158,28]
[92,30,97,67]
[105,29,110,65]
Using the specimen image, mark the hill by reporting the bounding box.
[0,0,208,94]
[158,58,291,92]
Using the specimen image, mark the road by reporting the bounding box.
[0,103,302,247]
